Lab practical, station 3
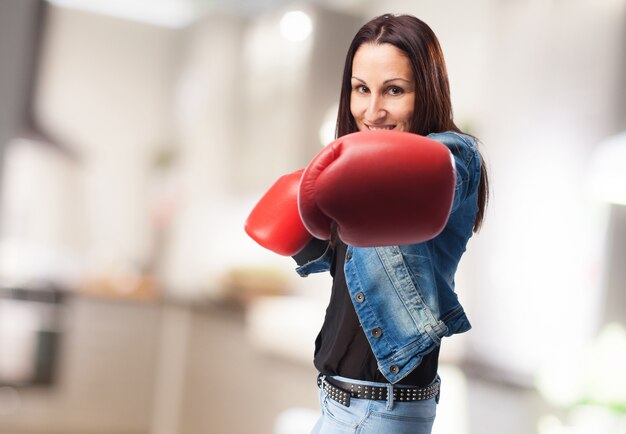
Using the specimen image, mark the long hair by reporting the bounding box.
[335,14,488,233]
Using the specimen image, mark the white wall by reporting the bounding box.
[34,6,181,278]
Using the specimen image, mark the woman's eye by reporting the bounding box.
[388,86,403,95]
[354,85,369,94]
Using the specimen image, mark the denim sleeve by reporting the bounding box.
[427,132,481,213]
[293,238,333,277]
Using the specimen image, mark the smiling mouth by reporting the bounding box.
[365,124,396,131]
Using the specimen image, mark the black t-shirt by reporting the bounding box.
[312,240,439,387]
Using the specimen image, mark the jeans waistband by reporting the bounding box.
[317,373,441,409]
[322,373,440,389]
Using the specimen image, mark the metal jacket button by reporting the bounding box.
[345,251,352,261]
[389,365,399,374]
[355,292,365,303]
[371,327,382,338]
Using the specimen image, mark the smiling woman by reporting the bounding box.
[245,13,490,434]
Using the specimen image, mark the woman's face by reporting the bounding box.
[350,43,415,132]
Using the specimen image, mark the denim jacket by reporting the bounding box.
[295,131,481,384]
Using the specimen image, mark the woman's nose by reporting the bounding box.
[366,96,385,121]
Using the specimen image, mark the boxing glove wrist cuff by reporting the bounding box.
[292,237,330,266]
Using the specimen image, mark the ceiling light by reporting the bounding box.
[279,10,313,42]
[46,0,196,28]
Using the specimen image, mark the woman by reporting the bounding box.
[245,13,488,434]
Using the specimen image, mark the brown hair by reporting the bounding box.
[336,14,488,232]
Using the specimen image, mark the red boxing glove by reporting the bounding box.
[245,169,313,256]
[298,130,455,246]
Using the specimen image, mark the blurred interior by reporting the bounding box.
[0,0,625,433]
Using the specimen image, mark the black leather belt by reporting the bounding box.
[317,374,440,407]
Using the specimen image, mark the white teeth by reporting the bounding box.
[368,126,394,131]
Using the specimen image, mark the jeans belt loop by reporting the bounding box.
[386,383,395,411]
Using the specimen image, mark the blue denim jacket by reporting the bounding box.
[295,131,481,383]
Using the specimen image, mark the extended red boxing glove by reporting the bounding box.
[245,169,313,256]
[298,130,455,246]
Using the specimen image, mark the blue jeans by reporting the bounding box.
[311,375,439,434]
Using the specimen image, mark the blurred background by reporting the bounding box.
[0,0,625,433]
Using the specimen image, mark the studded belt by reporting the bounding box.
[317,374,440,407]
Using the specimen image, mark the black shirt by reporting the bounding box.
[306,240,439,387]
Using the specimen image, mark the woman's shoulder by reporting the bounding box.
[426,131,480,167]
[426,131,478,150]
